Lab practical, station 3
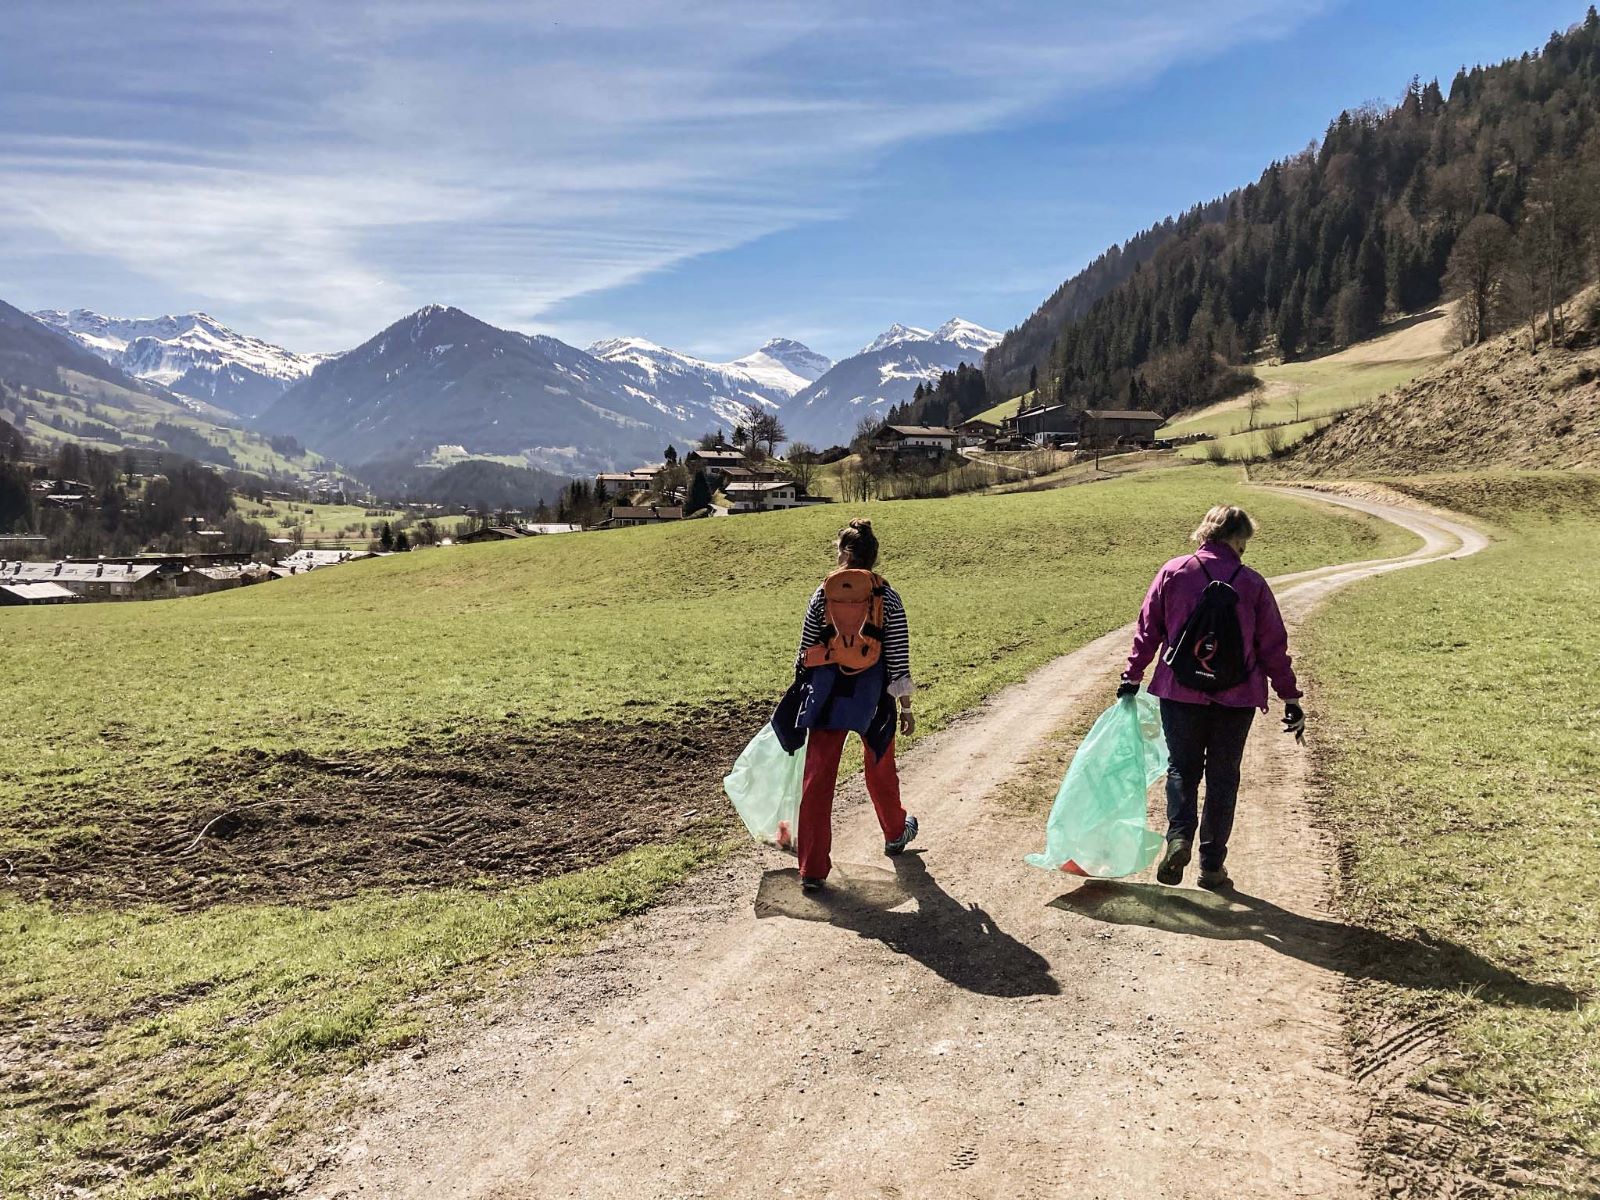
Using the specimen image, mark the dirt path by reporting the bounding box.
[300,492,1486,1200]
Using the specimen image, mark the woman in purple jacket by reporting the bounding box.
[1117,505,1306,890]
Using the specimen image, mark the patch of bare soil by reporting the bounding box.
[1343,992,1597,1199]
[3,706,764,909]
[1286,290,1600,476]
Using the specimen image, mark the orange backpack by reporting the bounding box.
[802,568,886,675]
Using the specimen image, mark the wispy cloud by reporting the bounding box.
[0,0,1325,350]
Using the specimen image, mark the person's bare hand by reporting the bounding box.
[899,708,916,737]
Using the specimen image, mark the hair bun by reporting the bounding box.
[849,518,873,532]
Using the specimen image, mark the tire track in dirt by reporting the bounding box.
[298,491,1484,1200]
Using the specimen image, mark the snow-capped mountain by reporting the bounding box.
[588,335,831,429]
[783,318,1002,445]
[860,323,932,354]
[260,305,683,474]
[0,298,327,475]
[31,309,325,417]
[727,338,832,390]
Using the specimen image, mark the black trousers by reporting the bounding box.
[1159,698,1256,871]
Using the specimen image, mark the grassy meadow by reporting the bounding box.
[1303,471,1600,1190]
[235,494,403,548]
[0,468,1418,1197]
[1163,307,1451,462]
[12,369,325,478]
[1,468,1415,841]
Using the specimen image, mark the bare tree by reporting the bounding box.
[1443,214,1513,347]
[850,413,883,454]
[837,458,879,503]
[743,406,787,456]
[1516,166,1598,348]
[1246,389,1267,430]
[785,442,819,493]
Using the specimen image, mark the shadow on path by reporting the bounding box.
[757,852,1059,999]
[1051,880,1579,1010]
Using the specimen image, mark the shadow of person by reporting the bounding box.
[756,852,1059,999]
[1049,880,1579,1010]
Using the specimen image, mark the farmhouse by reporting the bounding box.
[684,449,747,474]
[0,581,78,606]
[1012,403,1079,445]
[870,424,959,459]
[595,472,643,496]
[72,550,256,570]
[606,505,683,528]
[458,525,526,544]
[0,560,172,601]
[1081,409,1166,446]
[29,478,92,494]
[521,523,583,535]
[726,480,801,512]
[176,566,273,596]
[955,417,1001,446]
[276,548,374,572]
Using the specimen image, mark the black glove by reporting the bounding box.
[1116,679,1140,700]
[1282,701,1305,743]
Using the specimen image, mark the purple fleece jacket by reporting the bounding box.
[1123,541,1302,711]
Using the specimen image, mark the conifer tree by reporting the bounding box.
[687,469,714,515]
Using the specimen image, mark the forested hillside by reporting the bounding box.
[984,197,1230,398]
[991,9,1600,416]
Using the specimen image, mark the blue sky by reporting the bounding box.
[0,1,1584,360]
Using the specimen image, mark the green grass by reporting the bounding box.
[0,469,1422,1196]
[1175,415,1333,462]
[1303,471,1600,1189]
[10,370,328,478]
[236,494,397,547]
[0,837,724,1199]
[1,469,1416,839]
[972,391,1029,426]
[1161,359,1437,442]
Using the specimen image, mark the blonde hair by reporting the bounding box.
[1191,505,1256,545]
[837,518,879,568]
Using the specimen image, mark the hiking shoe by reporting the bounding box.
[1198,866,1233,892]
[800,875,826,893]
[885,815,919,857]
[1156,837,1191,885]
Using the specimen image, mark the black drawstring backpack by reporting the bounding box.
[1162,556,1249,692]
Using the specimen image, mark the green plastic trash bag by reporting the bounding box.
[1025,692,1168,878]
[723,723,805,849]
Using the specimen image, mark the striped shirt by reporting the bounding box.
[794,578,915,698]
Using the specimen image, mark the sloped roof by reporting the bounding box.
[1083,409,1164,421]
[726,480,796,494]
[0,581,77,602]
[880,425,958,438]
[610,506,684,520]
[0,561,163,583]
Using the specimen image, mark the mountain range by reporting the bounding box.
[32,309,323,418]
[0,298,330,478]
[782,318,1001,445]
[11,299,998,477]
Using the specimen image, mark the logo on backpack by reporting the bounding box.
[1162,556,1249,692]
[802,568,886,675]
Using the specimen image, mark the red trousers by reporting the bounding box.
[798,728,907,880]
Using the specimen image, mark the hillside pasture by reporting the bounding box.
[1304,471,1600,1188]
[236,493,403,548]
[1163,305,1453,459]
[0,470,1418,1197]
[6,369,326,477]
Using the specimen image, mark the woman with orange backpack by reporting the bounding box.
[790,519,918,892]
